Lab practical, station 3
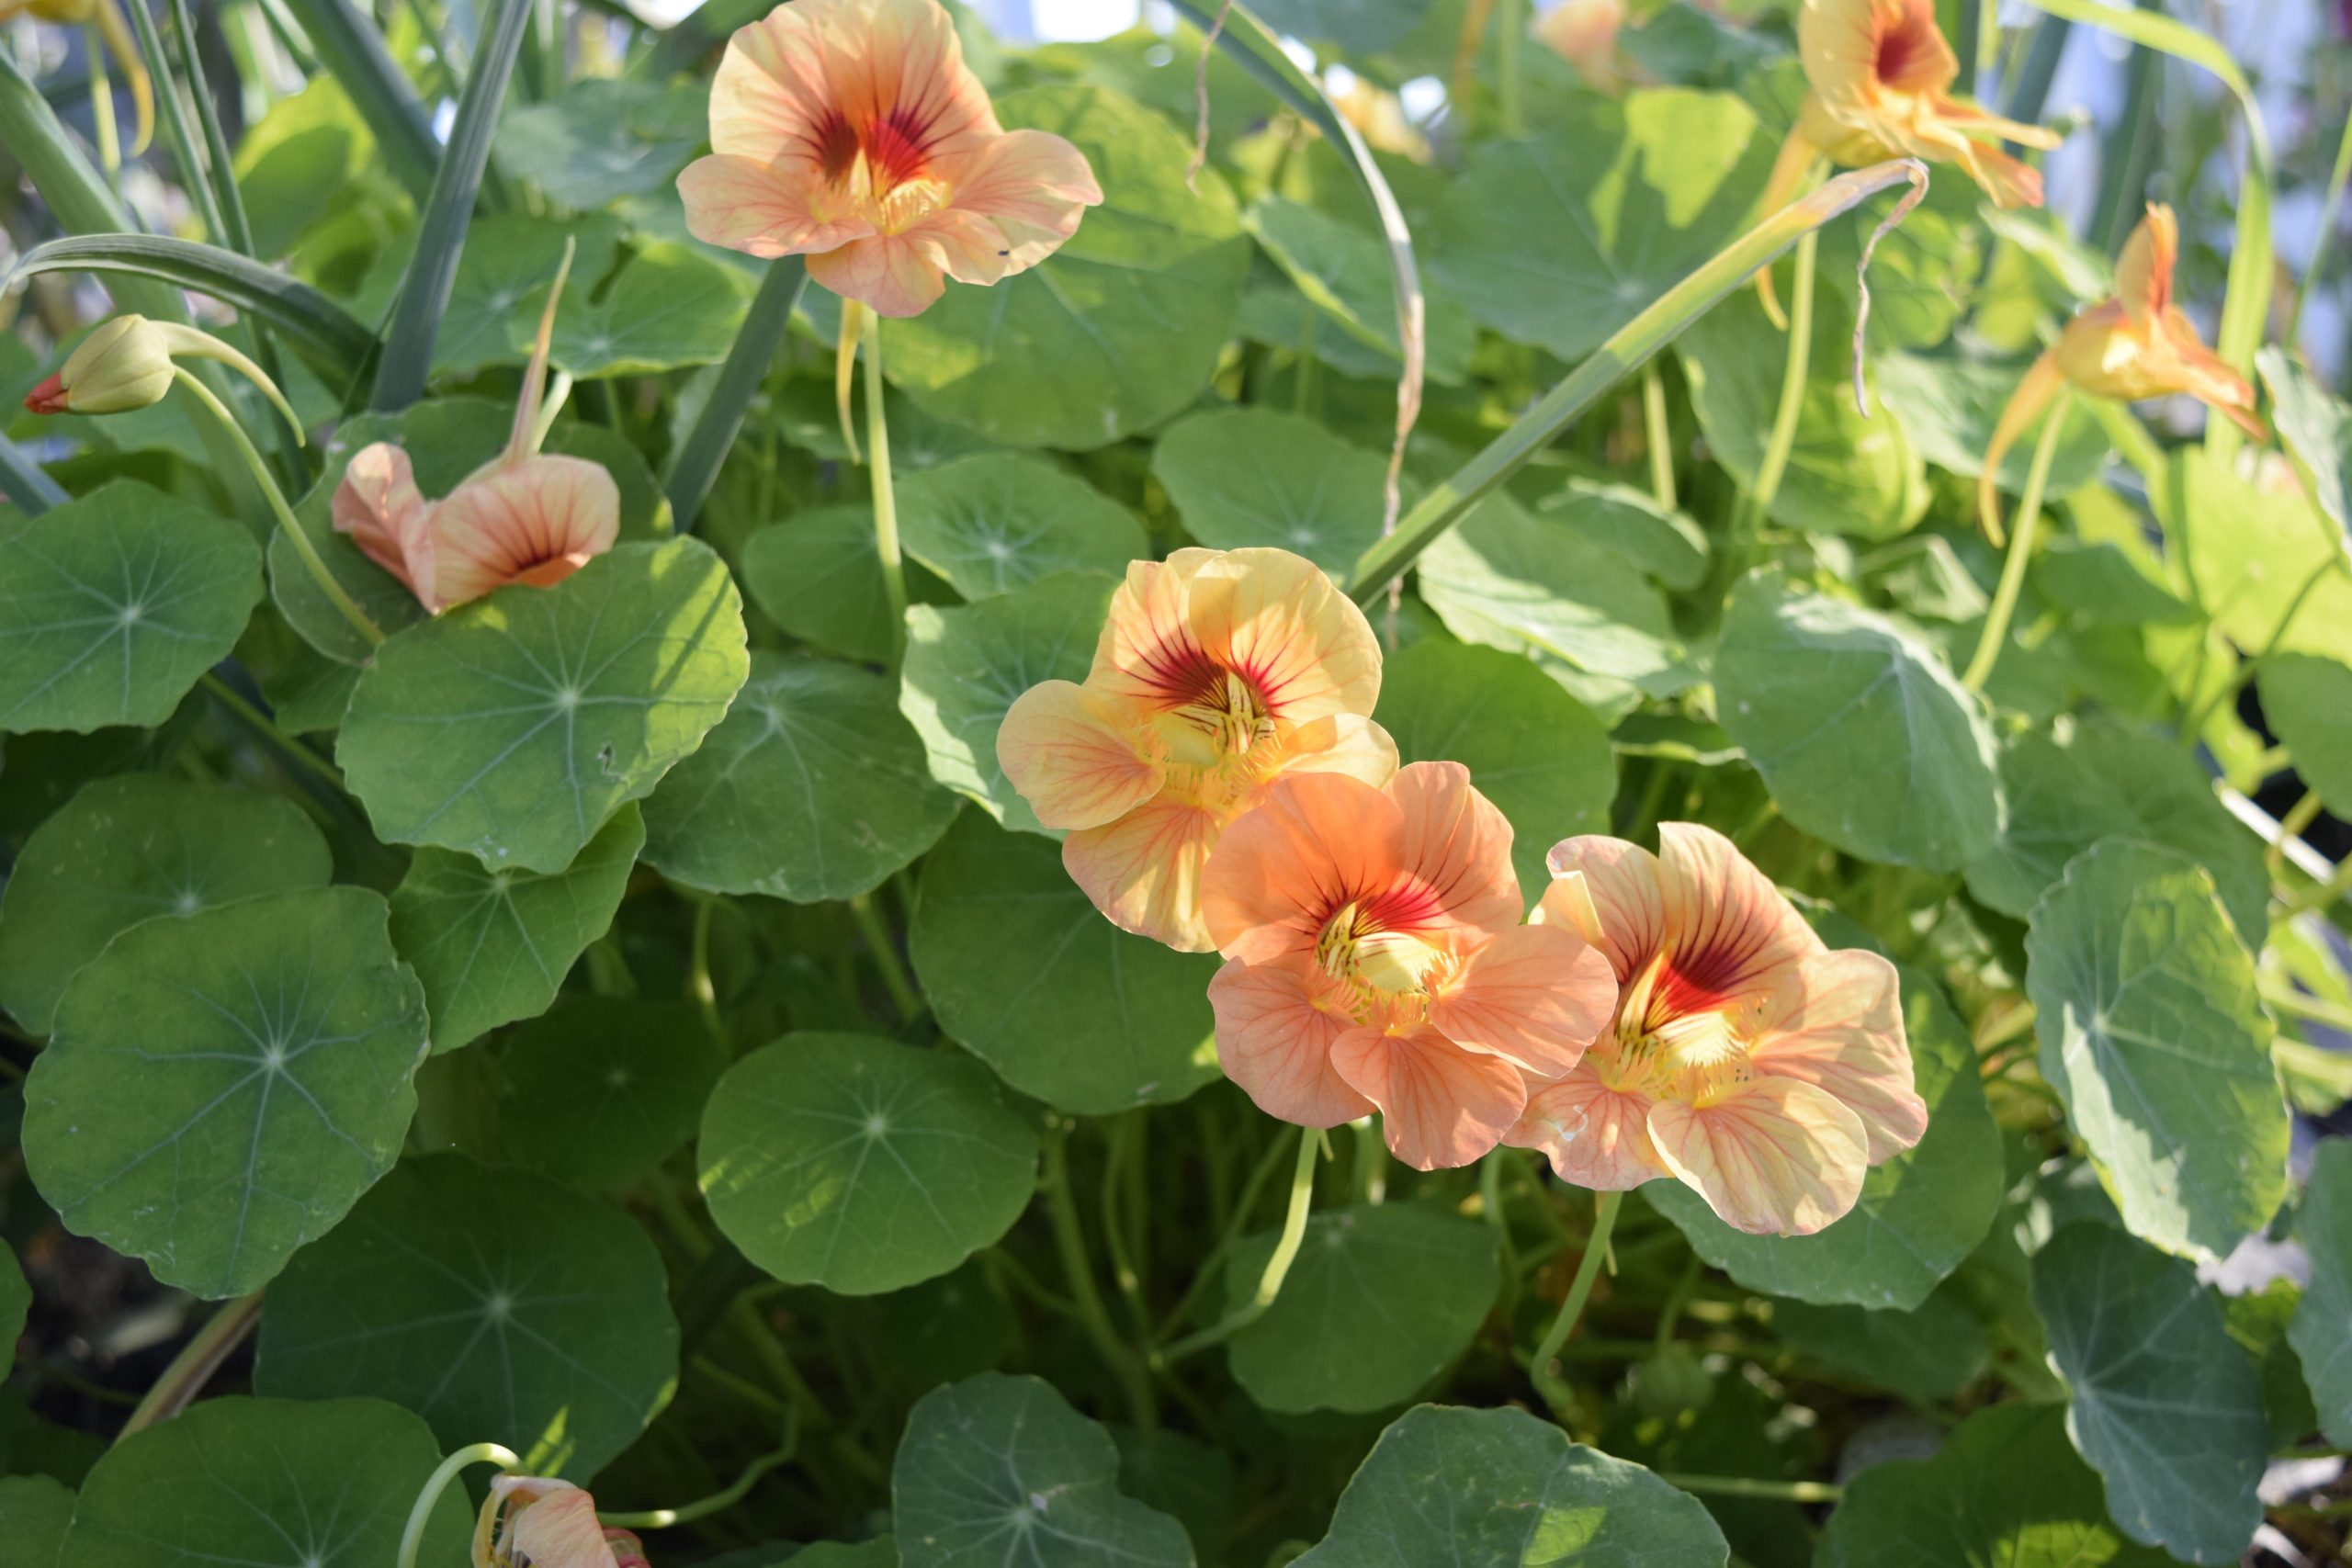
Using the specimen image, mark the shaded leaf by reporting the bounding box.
[497,998,724,1191]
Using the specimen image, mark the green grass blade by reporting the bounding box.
[276,0,441,206]
[1344,159,1931,606]
[369,0,536,411]
[664,257,808,535]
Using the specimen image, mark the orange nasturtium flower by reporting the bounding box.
[1198,763,1619,1172]
[0,0,153,161]
[996,548,1397,954]
[475,1477,650,1568]
[331,247,616,615]
[1979,202,2264,541]
[1505,824,1927,1235]
[676,0,1103,318]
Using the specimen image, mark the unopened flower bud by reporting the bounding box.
[24,315,303,442]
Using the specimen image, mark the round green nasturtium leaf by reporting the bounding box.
[553,245,751,378]
[1376,639,1617,903]
[498,998,724,1191]
[882,85,1250,451]
[698,1033,1038,1295]
[867,1259,1017,1386]
[1296,1404,1729,1566]
[787,1543,899,1568]
[896,454,1146,600]
[1225,1202,1499,1415]
[0,1473,75,1568]
[1815,1401,2172,1568]
[390,802,643,1055]
[1714,575,2000,872]
[643,653,960,904]
[1149,409,1386,576]
[892,1373,1193,1568]
[0,774,331,1034]
[338,537,750,874]
[2030,1224,2267,1565]
[1243,197,1477,386]
[2258,344,2351,534]
[2030,536,2194,627]
[1874,351,2112,497]
[0,482,261,735]
[1963,721,2269,943]
[2288,1137,2352,1445]
[23,886,426,1299]
[2261,653,2352,819]
[899,573,1116,836]
[1417,492,1690,704]
[2025,840,2287,1262]
[1773,1281,1989,1405]
[2171,448,2352,667]
[1647,969,2001,1309]
[58,1397,469,1568]
[740,505,933,666]
[1,1243,26,1367]
[495,79,706,209]
[1429,89,1770,363]
[1526,479,1711,592]
[255,1155,679,1478]
[910,814,1219,1114]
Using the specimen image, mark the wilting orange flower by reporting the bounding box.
[997,548,1397,953]
[1506,824,1925,1235]
[1199,763,1618,1171]
[1,0,152,162]
[332,247,616,615]
[676,0,1102,318]
[474,1477,649,1568]
[1535,0,1632,95]
[1980,203,2264,542]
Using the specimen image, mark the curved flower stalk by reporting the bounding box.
[1199,762,1618,1171]
[676,0,1102,319]
[1,0,152,165]
[331,242,619,615]
[998,547,1398,953]
[1979,202,2265,543]
[475,1477,650,1568]
[1507,823,1926,1235]
[25,314,297,429]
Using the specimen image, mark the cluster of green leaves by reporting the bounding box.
[3,0,2351,1562]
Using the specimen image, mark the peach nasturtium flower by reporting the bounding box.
[1979,203,2264,541]
[332,246,617,615]
[1198,763,1619,1171]
[1535,0,1632,95]
[998,548,1397,953]
[474,1477,650,1568]
[676,0,1103,318]
[1506,824,1927,1235]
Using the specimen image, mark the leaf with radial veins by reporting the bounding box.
[699,1033,1040,1295]
[1150,409,1387,576]
[892,1373,1193,1568]
[1648,967,2002,1310]
[22,886,427,1299]
[910,814,1219,1114]
[2290,1138,2352,1444]
[2025,840,2287,1261]
[0,481,261,735]
[2260,653,2352,818]
[254,1156,679,1478]
[2031,1224,2267,1565]
[1225,1203,1499,1415]
[337,538,749,874]
[497,999,724,1192]
[57,1397,470,1568]
[643,653,960,904]
[1295,1404,1729,1566]
[899,572,1115,836]
[895,454,1146,600]
[1243,195,1476,384]
[0,1474,74,1568]
[390,803,643,1055]
[0,774,330,1034]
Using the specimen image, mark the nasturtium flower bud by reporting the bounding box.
[23,315,303,438]
[473,1476,650,1568]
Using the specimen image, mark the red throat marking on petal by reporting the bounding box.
[1873,3,1939,87]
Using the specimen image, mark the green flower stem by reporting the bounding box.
[2267,985,2352,1035]
[1962,390,2072,692]
[1155,1124,1320,1366]
[2285,855,2352,919]
[2176,551,2346,750]
[1497,0,1523,137]
[1528,1189,1623,1385]
[860,310,909,671]
[2268,790,2324,882]
[1152,1124,1295,1343]
[1353,1115,1387,1205]
[1102,1112,1151,1336]
[848,893,923,1023]
[397,1441,519,1568]
[118,1292,263,1439]
[687,896,725,1047]
[197,672,344,792]
[1659,1472,1842,1505]
[169,367,383,649]
[1345,158,1928,606]
[1642,362,1676,511]
[1042,1122,1157,1429]
[1481,1148,1521,1321]
[599,1425,798,1529]
[1732,227,1818,558]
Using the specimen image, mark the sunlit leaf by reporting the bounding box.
[1151,409,1385,576]
[897,454,1146,600]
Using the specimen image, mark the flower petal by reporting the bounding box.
[678,153,876,260]
[808,233,955,318]
[1272,712,1401,790]
[1427,923,1617,1078]
[1208,956,1374,1127]
[503,1483,624,1568]
[332,442,435,606]
[1506,1062,1667,1190]
[926,128,1104,288]
[997,679,1165,831]
[1646,1077,1869,1235]
[2116,201,2177,332]
[1063,794,1223,953]
[1200,770,1404,964]
[1330,1021,1527,1171]
[429,455,620,612]
[1388,761,1523,945]
[1655,821,1824,1009]
[1544,835,1666,983]
[1748,949,1926,1162]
